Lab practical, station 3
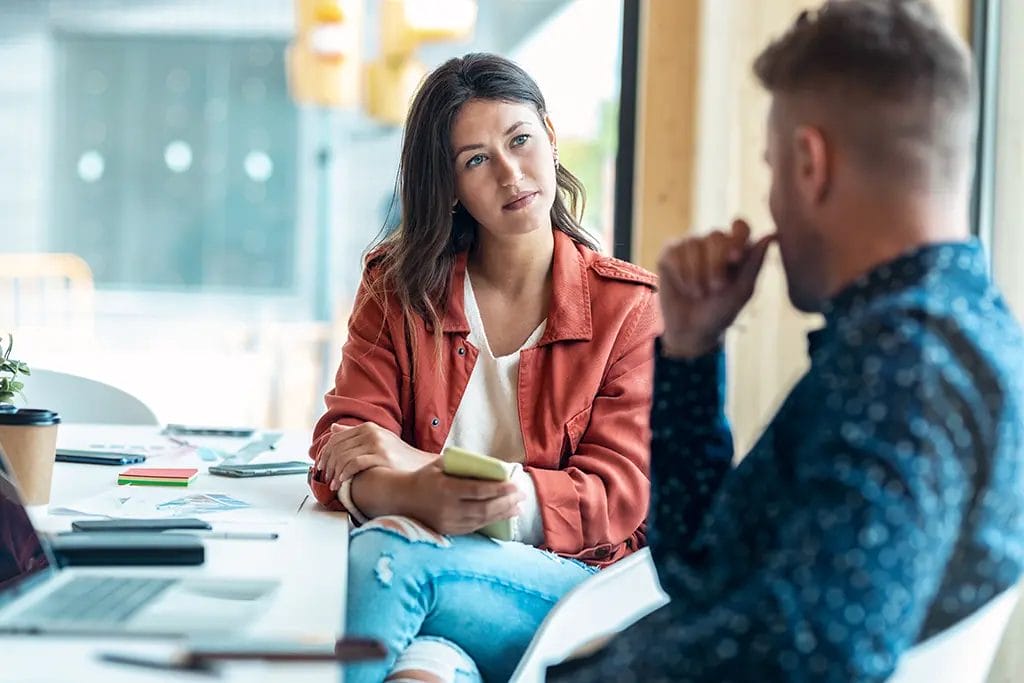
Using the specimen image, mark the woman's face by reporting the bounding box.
[450,98,558,239]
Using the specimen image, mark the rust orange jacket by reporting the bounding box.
[308,229,660,567]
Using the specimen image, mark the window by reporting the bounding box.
[53,33,298,292]
[0,0,629,428]
[983,0,1024,320]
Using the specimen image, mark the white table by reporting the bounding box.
[1,425,350,683]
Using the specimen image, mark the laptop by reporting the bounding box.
[0,445,279,636]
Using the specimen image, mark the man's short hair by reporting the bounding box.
[754,0,975,188]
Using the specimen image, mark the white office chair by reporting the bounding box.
[22,369,159,425]
[509,547,670,683]
[887,584,1020,683]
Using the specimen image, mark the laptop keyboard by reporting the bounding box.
[27,576,175,625]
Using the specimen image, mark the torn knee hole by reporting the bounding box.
[374,553,394,586]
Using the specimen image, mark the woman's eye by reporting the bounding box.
[511,134,530,147]
[466,154,485,168]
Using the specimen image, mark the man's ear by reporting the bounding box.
[792,124,830,205]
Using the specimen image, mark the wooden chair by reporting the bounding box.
[0,253,95,337]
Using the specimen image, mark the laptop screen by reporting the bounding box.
[0,446,53,592]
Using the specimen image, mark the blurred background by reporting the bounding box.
[0,0,625,430]
[0,0,1019,459]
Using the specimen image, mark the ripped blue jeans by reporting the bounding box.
[343,516,598,683]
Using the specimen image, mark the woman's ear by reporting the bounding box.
[543,113,559,169]
[543,113,558,150]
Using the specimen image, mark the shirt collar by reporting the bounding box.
[807,239,986,355]
[821,239,985,326]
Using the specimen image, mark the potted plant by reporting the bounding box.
[0,333,30,407]
[0,333,60,505]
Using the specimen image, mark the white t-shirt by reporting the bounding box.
[442,273,546,545]
[341,274,547,545]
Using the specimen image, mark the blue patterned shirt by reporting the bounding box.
[549,240,1024,682]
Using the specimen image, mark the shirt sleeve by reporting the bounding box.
[510,464,545,545]
[549,434,968,682]
[647,342,734,565]
[336,478,370,525]
[307,268,406,510]
[548,326,981,682]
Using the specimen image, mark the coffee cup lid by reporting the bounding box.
[0,408,61,426]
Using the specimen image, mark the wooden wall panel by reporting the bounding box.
[632,0,972,453]
[630,0,701,272]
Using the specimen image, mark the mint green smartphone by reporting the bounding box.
[441,446,516,541]
[441,446,512,481]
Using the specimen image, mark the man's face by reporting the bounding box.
[766,97,827,313]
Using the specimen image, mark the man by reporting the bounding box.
[549,0,1024,681]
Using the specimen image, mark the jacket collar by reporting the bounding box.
[442,229,593,343]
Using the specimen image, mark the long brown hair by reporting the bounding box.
[366,53,598,368]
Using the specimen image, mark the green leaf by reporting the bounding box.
[10,381,22,392]
[19,363,31,375]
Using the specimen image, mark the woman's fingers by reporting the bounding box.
[479,492,524,523]
[318,430,352,471]
[327,423,370,450]
[449,478,519,501]
[335,453,384,486]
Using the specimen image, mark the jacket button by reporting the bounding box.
[457,347,466,356]
[431,417,440,427]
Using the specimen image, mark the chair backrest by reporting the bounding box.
[509,547,670,683]
[23,369,159,425]
[0,253,95,337]
[888,584,1021,683]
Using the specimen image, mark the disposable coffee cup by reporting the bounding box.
[0,408,61,505]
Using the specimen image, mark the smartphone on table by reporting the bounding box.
[164,424,256,438]
[208,461,310,478]
[55,449,146,465]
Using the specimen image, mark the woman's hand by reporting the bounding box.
[401,461,524,536]
[316,422,437,491]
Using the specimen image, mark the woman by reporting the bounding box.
[309,53,659,683]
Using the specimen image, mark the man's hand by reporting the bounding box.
[316,422,436,491]
[657,219,776,358]
[401,461,524,536]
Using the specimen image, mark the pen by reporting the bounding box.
[161,530,279,541]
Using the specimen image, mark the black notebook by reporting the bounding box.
[48,532,205,567]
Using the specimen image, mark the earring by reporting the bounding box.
[553,148,560,169]
[451,201,458,214]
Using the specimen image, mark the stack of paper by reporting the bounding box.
[118,467,198,487]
